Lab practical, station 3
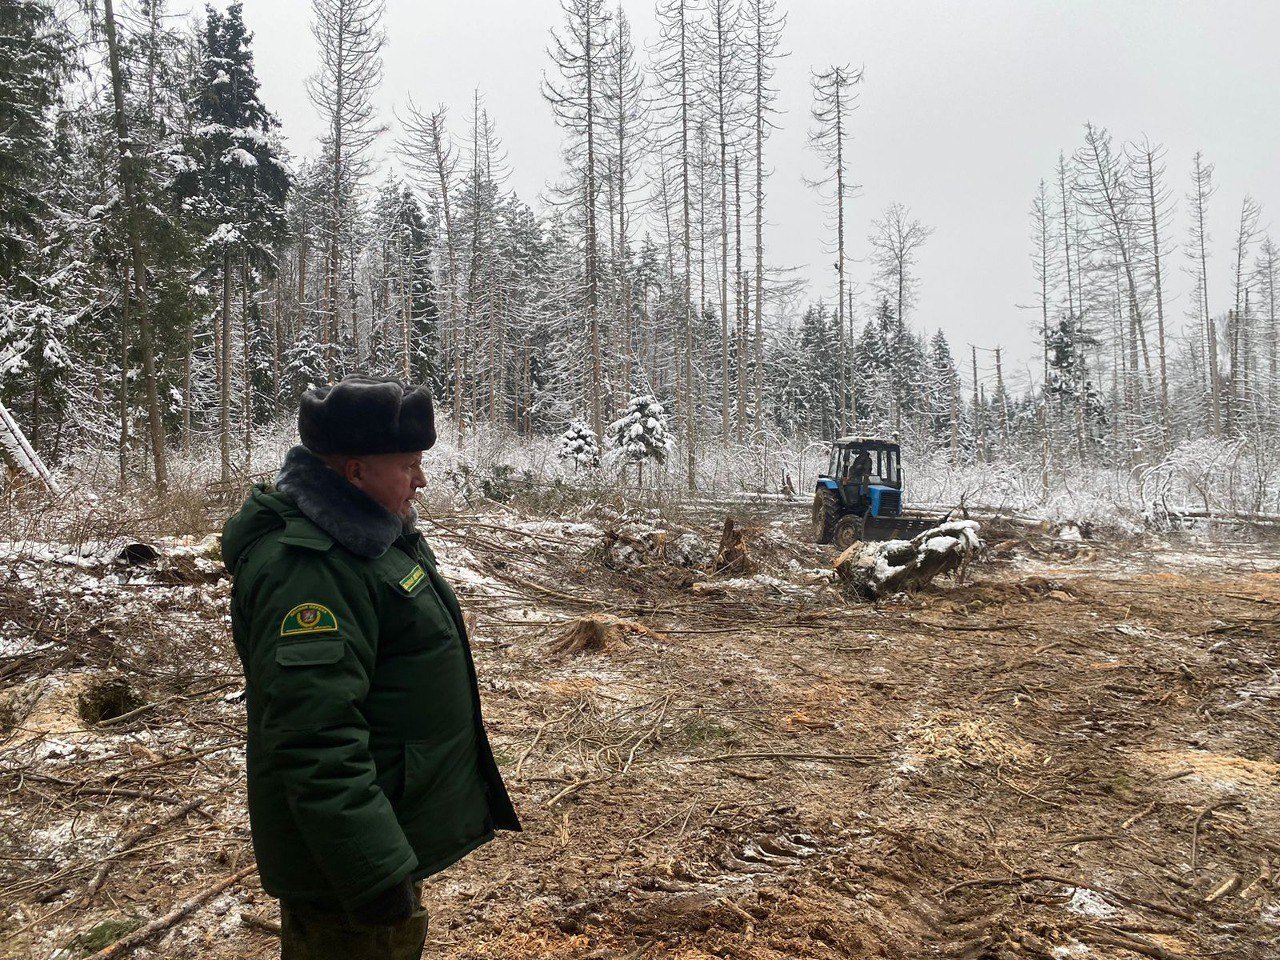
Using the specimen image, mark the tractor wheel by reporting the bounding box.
[833,514,865,551]
[812,490,840,544]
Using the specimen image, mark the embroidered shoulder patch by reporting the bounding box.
[280,602,339,636]
[399,565,425,593]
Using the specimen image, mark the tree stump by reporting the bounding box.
[711,517,755,575]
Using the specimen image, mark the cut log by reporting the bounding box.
[835,520,981,601]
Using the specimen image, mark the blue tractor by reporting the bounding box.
[812,436,939,548]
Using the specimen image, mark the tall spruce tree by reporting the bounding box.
[180,1,289,479]
[0,0,70,452]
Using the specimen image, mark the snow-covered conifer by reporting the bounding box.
[0,0,71,452]
[180,1,289,477]
[557,420,600,470]
[606,394,673,486]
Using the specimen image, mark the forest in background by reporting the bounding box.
[0,0,1277,519]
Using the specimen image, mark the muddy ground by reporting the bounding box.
[1,506,1278,959]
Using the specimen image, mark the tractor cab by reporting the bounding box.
[822,436,903,515]
[813,437,935,547]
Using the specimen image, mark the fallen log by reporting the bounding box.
[835,520,981,601]
[0,399,59,493]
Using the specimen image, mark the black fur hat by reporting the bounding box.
[298,376,437,455]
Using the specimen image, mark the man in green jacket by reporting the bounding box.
[222,376,519,959]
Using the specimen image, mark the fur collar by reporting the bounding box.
[275,445,414,558]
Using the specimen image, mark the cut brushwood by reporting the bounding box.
[835,520,981,600]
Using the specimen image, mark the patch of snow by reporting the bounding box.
[437,545,505,591]
[666,532,710,567]
[872,557,907,581]
[894,754,921,775]
[1224,671,1280,713]
[714,573,791,592]
[0,632,55,658]
[158,534,222,558]
[1063,886,1118,919]
[30,812,109,867]
[206,223,243,248]
[225,147,258,168]
[923,534,960,554]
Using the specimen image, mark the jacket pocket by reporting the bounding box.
[399,740,490,869]
[377,567,460,651]
[275,638,345,666]
[402,732,472,804]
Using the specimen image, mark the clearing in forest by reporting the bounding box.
[0,506,1277,959]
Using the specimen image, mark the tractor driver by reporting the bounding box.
[849,448,872,497]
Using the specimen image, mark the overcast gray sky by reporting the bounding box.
[241,0,1279,392]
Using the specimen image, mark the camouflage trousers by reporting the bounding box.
[279,885,428,960]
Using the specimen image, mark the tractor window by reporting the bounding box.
[862,448,902,487]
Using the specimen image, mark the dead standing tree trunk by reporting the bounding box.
[1188,152,1221,435]
[807,65,862,433]
[103,0,167,492]
[745,0,783,433]
[653,0,698,491]
[308,0,386,380]
[544,0,609,440]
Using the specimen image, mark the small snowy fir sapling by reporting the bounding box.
[557,420,601,470]
[606,395,674,486]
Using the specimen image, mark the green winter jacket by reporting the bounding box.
[221,447,519,908]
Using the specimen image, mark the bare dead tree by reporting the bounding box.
[742,0,785,431]
[1075,124,1151,429]
[307,0,385,376]
[1128,136,1173,435]
[1228,195,1261,432]
[733,155,746,438]
[1056,152,1089,458]
[1185,151,1220,434]
[600,3,648,411]
[699,0,744,440]
[651,0,699,490]
[397,99,462,427]
[544,0,611,439]
[806,63,863,431]
[868,202,932,332]
[1029,180,1056,393]
[1255,236,1279,417]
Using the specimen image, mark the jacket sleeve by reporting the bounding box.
[249,555,416,906]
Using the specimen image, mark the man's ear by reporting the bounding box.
[343,457,365,487]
